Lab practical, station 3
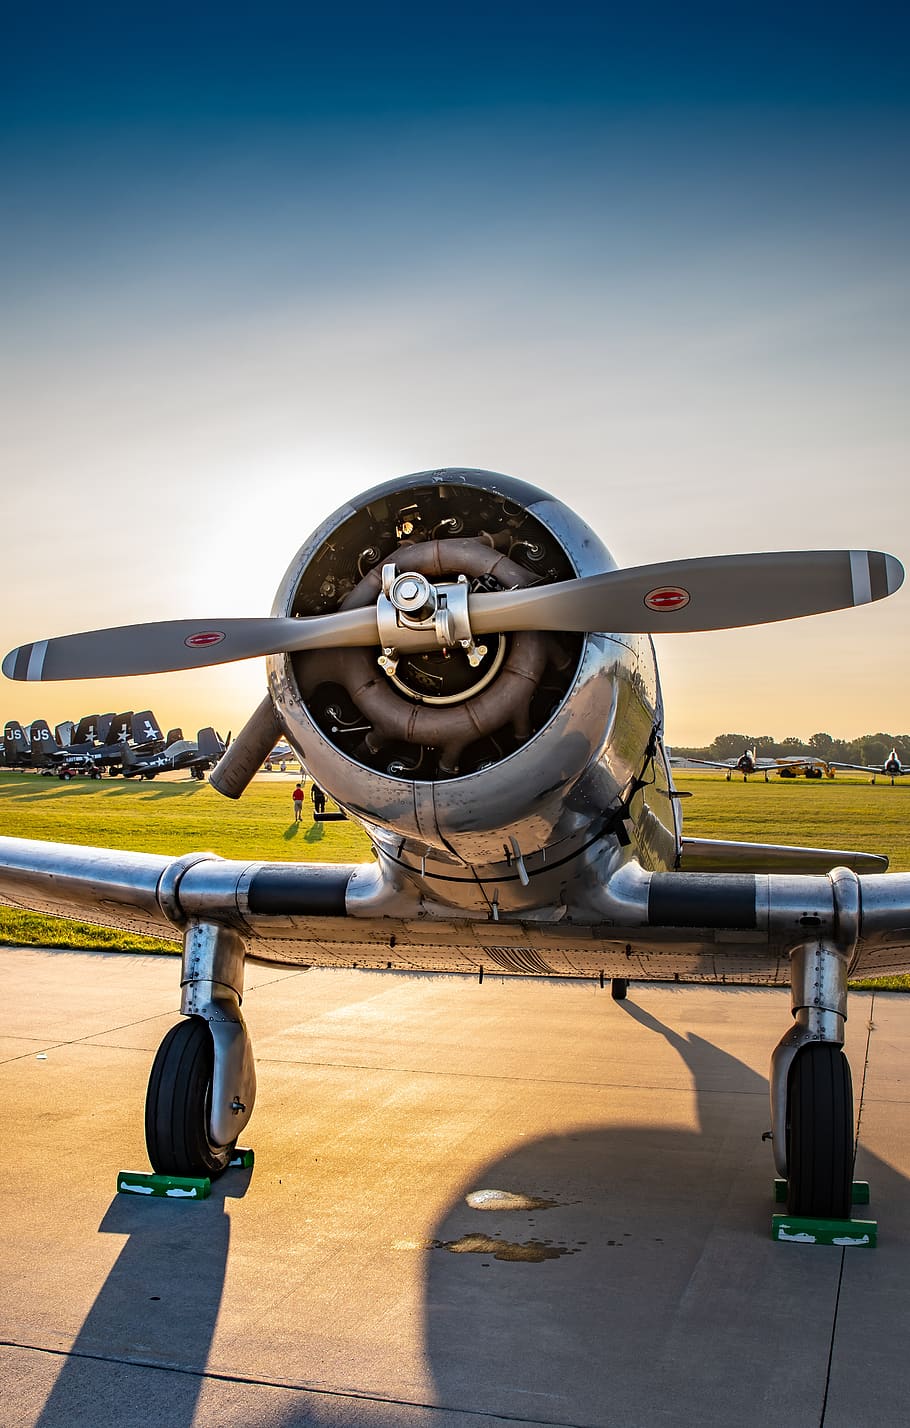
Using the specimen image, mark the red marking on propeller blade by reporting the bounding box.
[184,631,226,648]
[644,587,690,612]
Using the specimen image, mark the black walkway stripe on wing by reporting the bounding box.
[649,874,758,930]
[247,865,351,916]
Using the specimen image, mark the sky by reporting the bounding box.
[3,2,909,746]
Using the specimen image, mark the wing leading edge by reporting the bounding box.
[0,837,365,945]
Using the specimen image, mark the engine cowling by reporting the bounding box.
[267,469,663,870]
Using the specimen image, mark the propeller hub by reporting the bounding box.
[387,570,433,618]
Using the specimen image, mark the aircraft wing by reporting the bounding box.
[760,756,827,771]
[0,836,365,949]
[828,761,875,773]
[0,837,180,940]
[670,756,734,770]
[679,836,887,874]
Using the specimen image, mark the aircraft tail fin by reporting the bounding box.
[95,712,116,744]
[165,727,183,747]
[55,721,75,747]
[105,712,133,746]
[4,720,28,765]
[196,727,224,760]
[72,714,100,745]
[132,710,163,746]
[29,720,57,766]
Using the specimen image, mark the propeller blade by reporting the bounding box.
[4,549,902,683]
[2,607,380,681]
[468,550,903,636]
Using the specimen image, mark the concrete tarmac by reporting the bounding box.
[2,945,909,1428]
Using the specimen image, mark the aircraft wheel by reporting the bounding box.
[610,977,629,1000]
[786,1043,853,1219]
[145,1017,235,1178]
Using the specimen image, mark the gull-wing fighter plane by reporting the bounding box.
[676,749,832,782]
[2,468,908,1223]
[830,748,910,785]
[120,725,226,780]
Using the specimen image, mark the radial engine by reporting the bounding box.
[266,469,671,884]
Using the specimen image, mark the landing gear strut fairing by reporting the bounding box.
[2,468,907,1221]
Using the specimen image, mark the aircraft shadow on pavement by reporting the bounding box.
[417,1003,910,1426]
[34,1172,251,1428]
[31,1001,910,1428]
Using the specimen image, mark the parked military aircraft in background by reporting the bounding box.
[829,748,910,784]
[676,749,833,781]
[54,720,75,748]
[51,711,132,778]
[27,719,60,774]
[0,710,171,778]
[263,739,300,771]
[51,710,165,779]
[3,720,31,769]
[121,726,226,780]
[1,467,908,1230]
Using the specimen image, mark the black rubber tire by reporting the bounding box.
[145,1017,235,1178]
[610,977,629,1000]
[786,1043,853,1219]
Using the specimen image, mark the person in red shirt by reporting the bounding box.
[292,782,304,822]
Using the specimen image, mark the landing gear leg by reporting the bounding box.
[145,921,257,1178]
[768,871,858,1219]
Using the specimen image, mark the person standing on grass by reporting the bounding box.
[310,783,326,816]
[292,782,304,822]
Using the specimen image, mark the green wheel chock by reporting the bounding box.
[229,1147,255,1169]
[117,1171,211,1200]
[771,1214,877,1247]
[774,1178,870,1205]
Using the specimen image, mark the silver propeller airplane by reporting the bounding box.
[830,748,910,785]
[1,468,908,1224]
[675,749,833,781]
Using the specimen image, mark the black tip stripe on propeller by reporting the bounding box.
[3,548,903,681]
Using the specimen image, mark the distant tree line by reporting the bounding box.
[672,733,910,767]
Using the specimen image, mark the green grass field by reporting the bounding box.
[674,769,910,872]
[1,767,908,985]
[0,771,370,952]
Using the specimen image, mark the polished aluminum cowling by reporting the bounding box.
[266,469,673,878]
